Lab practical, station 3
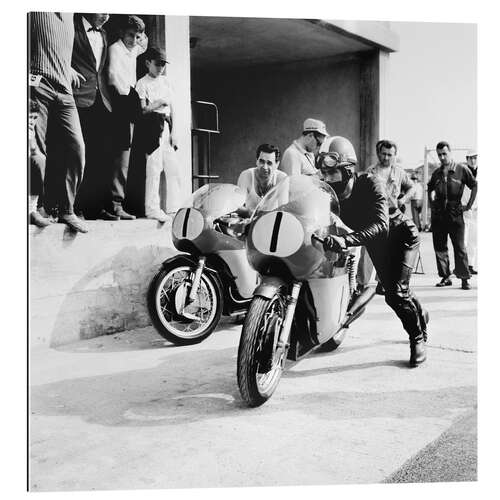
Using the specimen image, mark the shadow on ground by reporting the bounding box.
[31,341,476,429]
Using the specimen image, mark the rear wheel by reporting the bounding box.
[147,263,223,345]
[237,293,287,407]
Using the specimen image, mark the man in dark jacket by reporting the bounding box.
[428,141,477,290]
[71,13,115,219]
[320,137,429,367]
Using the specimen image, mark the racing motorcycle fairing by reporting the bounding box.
[172,184,248,254]
[246,175,350,280]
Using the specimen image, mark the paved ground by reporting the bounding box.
[29,232,477,491]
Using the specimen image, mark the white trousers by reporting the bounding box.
[463,208,477,269]
[145,125,183,215]
[29,195,38,214]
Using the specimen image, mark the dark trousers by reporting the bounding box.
[30,151,46,197]
[411,200,422,231]
[368,218,427,343]
[109,94,135,212]
[431,211,470,279]
[31,78,85,216]
[74,93,112,218]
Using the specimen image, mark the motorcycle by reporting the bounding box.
[237,175,375,407]
[147,183,258,345]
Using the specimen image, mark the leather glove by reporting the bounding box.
[323,235,347,253]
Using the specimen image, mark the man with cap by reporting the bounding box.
[279,118,329,176]
[135,46,181,221]
[428,141,477,289]
[463,149,478,274]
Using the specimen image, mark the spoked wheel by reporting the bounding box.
[237,292,287,407]
[147,263,222,345]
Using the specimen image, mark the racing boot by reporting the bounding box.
[409,340,426,367]
[409,297,428,367]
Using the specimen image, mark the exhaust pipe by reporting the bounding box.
[342,286,376,328]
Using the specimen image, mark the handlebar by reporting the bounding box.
[311,234,325,245]
[311,233,349,254]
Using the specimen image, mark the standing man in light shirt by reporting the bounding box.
[279,118,328,176]
[366,140,416,295]
[410,173,424,231]
[463,150,478,274]
[71,13,113,220]
[106,15,148,220]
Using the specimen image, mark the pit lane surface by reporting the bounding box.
[29,233,476,490]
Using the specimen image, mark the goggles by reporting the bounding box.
[318,152,354,171]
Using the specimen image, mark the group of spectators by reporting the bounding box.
[29,12,181,233]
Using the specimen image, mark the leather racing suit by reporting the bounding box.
[337,172,428,346]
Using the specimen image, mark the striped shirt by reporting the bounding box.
[29,12,74,93]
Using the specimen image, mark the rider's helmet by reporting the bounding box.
[317,136,357,200]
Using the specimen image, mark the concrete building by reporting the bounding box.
[189,17,398,183]
[30,15,398,347]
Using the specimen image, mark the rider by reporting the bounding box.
[236,143,287,218]
[318,136,429,367]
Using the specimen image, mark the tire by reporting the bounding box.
[237,293,287,407]
[147,262,223,345]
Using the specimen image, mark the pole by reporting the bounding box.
[422,147,429,230]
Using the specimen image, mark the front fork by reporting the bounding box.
[276,281,302,354]
[187,256,206,303]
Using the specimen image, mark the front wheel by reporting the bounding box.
[237,293,287,407]
[147,262,223,345]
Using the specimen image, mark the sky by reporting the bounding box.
[385,21,477,168]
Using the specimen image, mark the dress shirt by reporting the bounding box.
[108,39,146,96]
[81,16,103,70]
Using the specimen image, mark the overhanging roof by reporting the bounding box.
[190,17,399,70]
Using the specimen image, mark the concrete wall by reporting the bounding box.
[192,55,363,183]
[165,16,192,203]
[29,221,176,347]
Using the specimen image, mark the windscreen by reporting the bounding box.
[191,183,247,219]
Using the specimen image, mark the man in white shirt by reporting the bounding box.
[135,47,181,221]
[106,15,148,220]
[462,150,478,274]
[237,143,287,217]
[279,118,329,176]
[410,173,424,231]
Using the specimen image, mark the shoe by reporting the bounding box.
[436,277,452,287]
[59,213,89,233]
[114,207,136,220]
[461,279,471,290]
[147,210,170,223]
[99,209,120,221]
[375,282,385,295]
[409,341,426,367]
[30,211,52,228]
[469,266,477,275]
